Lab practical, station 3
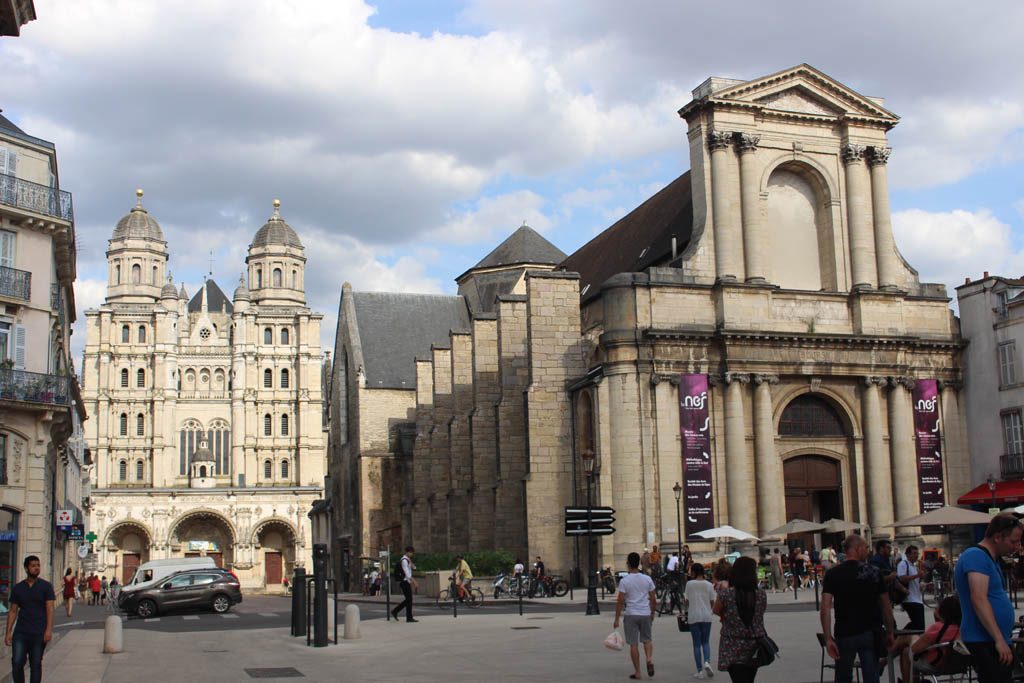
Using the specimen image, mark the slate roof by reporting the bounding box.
[188,279,234,314]
[0,112,25,135]
[460,225,566,278]
[561,172,693,300]
[350,291,470,389]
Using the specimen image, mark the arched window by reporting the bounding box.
[765,164,835,291]
[273,268,282,287]
[136,413,144,436]
[119,413,128,436]
[115,264,121,284]
[138,325,146,343]
[120,368,129,387]
[131,263,141,284]
[291,270,297,288]
[256,268,262,288]
[264,414,272,436]
[199,465,207,478]
[779,395,848,437]
[281,414,289,435]
[264,459,272,480]
[281,459,289,479]
[280,369,289,388]
[137,369,145,387]
[280,328,289,345]
[264,369,272,388]
[152,265,158,285]
[121,325,130,343]
[264,327,272,345]
[119,460,127,481]
[136,460,144,481]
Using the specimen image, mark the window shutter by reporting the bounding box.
[13,324,26,369]
[0,230,14,269]
[0,148,16,175]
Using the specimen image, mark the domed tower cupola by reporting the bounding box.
[106,189,169,302]
[245,199,306,305]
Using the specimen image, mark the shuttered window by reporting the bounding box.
[999,342,1017,386]
[0,229,15,268]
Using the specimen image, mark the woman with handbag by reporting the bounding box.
[714,556,770,682]
[685,563,718,679]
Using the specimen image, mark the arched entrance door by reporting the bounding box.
[169,511,235,568]
[784,455,843,550]
[105,522,152,584]
[254,520,296,591]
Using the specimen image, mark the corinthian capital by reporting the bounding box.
[707,130,733,151]
[725,371,750,385]
[888,376,916,391]
[735,133,761,153]
[938,379,963,392]
[862,375,886,387]
[841,143,866,165]
[753,373,779,386]
[868,146,892,166]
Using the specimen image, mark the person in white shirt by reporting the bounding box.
[684,563,717,679]
[613,552,657,680]
[896,545,925,630]
[390,546,418,623]
[667,553,680,574]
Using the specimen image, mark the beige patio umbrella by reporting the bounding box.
[885,505,994,560]
[820,518,868,534]
[762,518,827,538]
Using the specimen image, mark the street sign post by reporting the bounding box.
[564,506,616,536]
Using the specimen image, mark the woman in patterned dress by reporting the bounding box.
[713,556,767,682]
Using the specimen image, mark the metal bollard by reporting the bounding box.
[291,567,307,637]
[343,604,361,640]
[103,615,123,653]
[312,544,329,648]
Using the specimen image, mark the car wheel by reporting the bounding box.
[211,594,231,614]
[136,599,157,618]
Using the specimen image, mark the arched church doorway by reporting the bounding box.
[783,455,843,551]
[169,511,235,568]
[254,520,296,591]
[105,522,151,584]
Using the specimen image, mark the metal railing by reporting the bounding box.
[51,282,66,330]
[1000,452,1024,479]
[0,368,70,406]
[0,172,74,222]
[0,265,31,300]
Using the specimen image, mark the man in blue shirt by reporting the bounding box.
[4,555,55,683]
[955,513,1023,683]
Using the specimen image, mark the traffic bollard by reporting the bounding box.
[103,615,123,653]
[291,567,307,637]
[343,604,361,640]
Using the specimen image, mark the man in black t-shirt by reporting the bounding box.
[820,535,896,683]
[4,555,55,683]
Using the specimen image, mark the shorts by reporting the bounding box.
[623,614,653,645]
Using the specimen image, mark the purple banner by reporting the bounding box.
[913,379,945,515]
[680,374,714,538]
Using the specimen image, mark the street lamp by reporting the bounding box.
[988,475,997,510]
[582,449,599,616]
[672,482,683,567]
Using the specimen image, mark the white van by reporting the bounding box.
[121,557,217,594]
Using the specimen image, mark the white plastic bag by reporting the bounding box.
[604,629,625,651]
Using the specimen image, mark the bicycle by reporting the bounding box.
[922,574,951,607]
[656,575,684,616]
[437,578,484,609]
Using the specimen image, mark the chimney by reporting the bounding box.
[965,277,971,284]
[984,271,990,279]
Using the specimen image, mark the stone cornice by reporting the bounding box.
[644,327,965,350]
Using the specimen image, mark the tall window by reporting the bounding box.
[273,268,282,287]
[291,270,297,288]
[131,263,141,284]
[137,369,145,387]
[281,414,289,435]
[0,433,7,486]
[281,459,289,479]
[115,264,121,284]
[280,369,289,388]
[999,342,1017,386]
[136,460,144,481]
[264,369,272,388]
[264,327,272,344]
[256,268,262,288]
[119,460,127,481]
[119,413,128,436]
[138,326,146,343]
[152,265,158,285]
[264,414,272,436]
[264,459,272,480]
[120,368,129,387]
[0,229,14,269]
[997,291,1010,320]
[280,328,289,344]
[1004,411,1024,455]
[121,325,130,343]
[136,413,144,436]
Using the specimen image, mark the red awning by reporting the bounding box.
[958,480,1024,505]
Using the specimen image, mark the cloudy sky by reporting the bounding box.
[2,0,1023,359]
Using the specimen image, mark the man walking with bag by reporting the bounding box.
[613,552,657,680]
[391,546,418,623]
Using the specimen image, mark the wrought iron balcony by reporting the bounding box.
[0,172,74,222]
[0,265,30,300]
[51,282,66,329]
[0,368,70,407]
[1000,453,1024,479]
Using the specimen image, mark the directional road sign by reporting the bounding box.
[564,506,616,536]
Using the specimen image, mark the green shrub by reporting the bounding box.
[412,549,516,576]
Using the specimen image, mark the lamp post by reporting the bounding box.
[672,482,683,567]
[582,449,599,616]
[988,475,997,510]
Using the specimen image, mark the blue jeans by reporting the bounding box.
[836,631,879,683]
[11,632,46,683]
[690,621,712,669]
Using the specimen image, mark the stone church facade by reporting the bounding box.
[328,65,970,579]
[82,194,326,591]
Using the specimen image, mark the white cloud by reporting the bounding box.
[893,208,1024,294]
[429,190,550,245]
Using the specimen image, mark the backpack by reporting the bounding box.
[393,558,406,582]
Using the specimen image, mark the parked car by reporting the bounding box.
[120,557,218,596]
[120,569,242,618]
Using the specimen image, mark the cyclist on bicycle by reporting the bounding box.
[453,555,473,600]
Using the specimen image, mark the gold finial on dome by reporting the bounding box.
[271,198,282,219]
[135,188,144,208]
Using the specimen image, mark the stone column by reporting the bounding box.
[888,377,919,523]
[753,374,782,536]
[843,144,877,289]
[939,380,968,506]
[862,376,894,529]
[724,372,753,531]
[737,133,766,283]
[868,146,898,290]
[708,131,742,281]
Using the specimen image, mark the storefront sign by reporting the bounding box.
[67,524,84,540]
[913,379,946,516]
[55,509,73,526]
[0,530,16,542]
[679,373,714,538]
[187,540,220,552]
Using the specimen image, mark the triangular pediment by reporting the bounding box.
[712,64,898,122]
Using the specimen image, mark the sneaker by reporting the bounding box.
[703,662,714,678]
[692,672,705,679]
